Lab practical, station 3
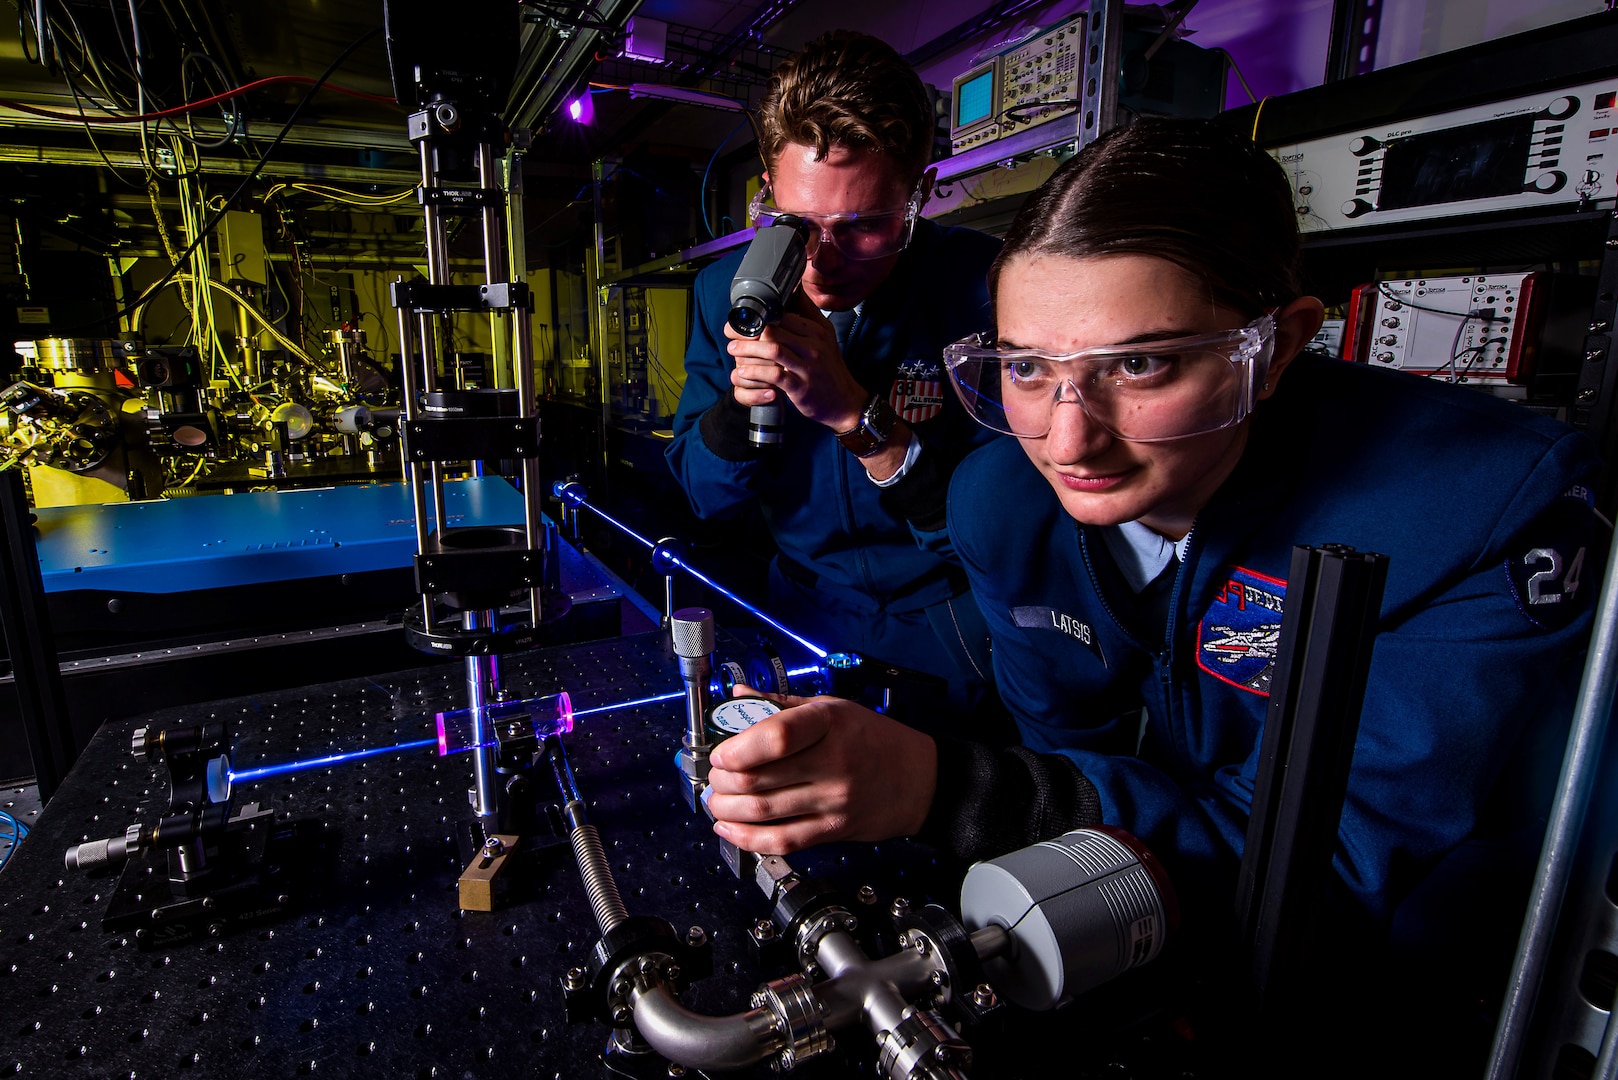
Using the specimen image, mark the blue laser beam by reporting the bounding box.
[571,689,685,718]
[564,489,829,659]
[229,738,438,784]
[668,554,828,658]
[227,686,706,786]
[584,503,656,552]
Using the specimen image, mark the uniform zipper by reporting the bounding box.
[1156,520,1198,759]
[837,306,877,596]
[1076,521,1197,761]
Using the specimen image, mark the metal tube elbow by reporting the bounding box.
[629,981,784,1071]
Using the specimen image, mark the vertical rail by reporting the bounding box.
[1488,521,1618,1079]
[1237,545,1387,1024]
[513,302,545,626]
[463,611,502,819]
[477,141,510,390]
[393,284,432,629]
[1081,0,1123,149]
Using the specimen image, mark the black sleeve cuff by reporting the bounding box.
[877,437,950,532]
[699,392,764,462]
[918,737,1104,864]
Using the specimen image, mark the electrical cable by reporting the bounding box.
[265,181,419,207]
[0,72,397,124]
[79,26,385,333]
[701,115,754,239]
[62,55,143,185]
[1250,95,1269,141]
[0,808,30,872]
[1432,337,1510,382]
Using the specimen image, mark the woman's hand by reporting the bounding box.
[705,691,939,854]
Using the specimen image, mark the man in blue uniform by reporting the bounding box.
[665,31,1001,718]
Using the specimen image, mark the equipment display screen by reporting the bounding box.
[956,69,996,128]
[1377,115,1536,211]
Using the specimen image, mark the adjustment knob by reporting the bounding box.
[131,726,151,761]
[1341,198,1374,218]
[670,607,716,660]
[1348,135,1381,157]
[1529,170,1567,194]
[1542,95,1579,121]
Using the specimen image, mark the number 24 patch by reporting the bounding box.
[1506,495,1602,630]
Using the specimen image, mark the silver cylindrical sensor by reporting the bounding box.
[959,826,1178,1010]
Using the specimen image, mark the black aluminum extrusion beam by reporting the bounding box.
[1235,543,1388,1013]
[0,469,74,800]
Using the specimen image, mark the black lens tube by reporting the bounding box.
[729,216,811,448]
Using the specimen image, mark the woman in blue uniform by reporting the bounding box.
[702,118,1603,1062]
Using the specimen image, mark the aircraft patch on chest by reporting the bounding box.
[890,357,946,424]
[1196,565,1287,697]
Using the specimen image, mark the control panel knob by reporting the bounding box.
[1529,170,1567,194]
[1380,317,1400,328]
[1348,135,1381,157]
[1341,198,1374,218]
[1376,353,1395,364]
[1378,335,1398,346]
[1542,95,1579,121]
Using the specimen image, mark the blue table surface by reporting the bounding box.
[33,478,534,594]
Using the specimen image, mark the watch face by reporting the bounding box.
[707,697,782,736]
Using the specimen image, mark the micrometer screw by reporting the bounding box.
[973,983,997,1008]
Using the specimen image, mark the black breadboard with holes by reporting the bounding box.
[0,631,1036,1080]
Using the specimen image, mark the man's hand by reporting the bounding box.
[726,291,869,433]
[704,691,938,854]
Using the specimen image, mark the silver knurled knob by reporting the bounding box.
[670,608,715,659]
[131,727,151,760]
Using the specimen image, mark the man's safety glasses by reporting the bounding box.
[941,315,1276,442]
[747,182,924,262]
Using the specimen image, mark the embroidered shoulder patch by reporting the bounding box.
[1196,565,1287,697]
[890,357,946,424]
[1011,605,1106,667]
[1504,494,1603,631]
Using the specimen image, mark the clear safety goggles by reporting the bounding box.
[747,181,923,261]
[941,314,1276,442]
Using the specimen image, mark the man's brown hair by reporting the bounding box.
[757,30,934,182]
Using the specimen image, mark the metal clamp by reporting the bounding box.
[751,972,832,1071]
